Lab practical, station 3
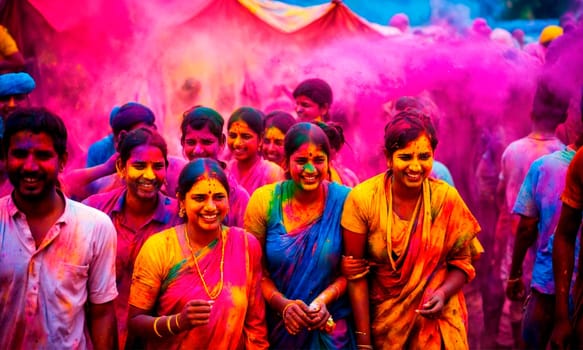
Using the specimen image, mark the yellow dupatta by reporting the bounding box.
[371,178,476,350]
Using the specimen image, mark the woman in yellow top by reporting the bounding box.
[341,110,481,350]
[127,158,268,349]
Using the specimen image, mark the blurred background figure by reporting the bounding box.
[388,12,410,33]
[0,72,34,120]
[512,28,525,48]
[0,24,25,74]
[262,111,296,170]
[524,25,564,64]
[293,78,333,122]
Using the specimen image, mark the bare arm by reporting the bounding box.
[343,228,371,347]
[506,215,538,301]
[417,268,467,317]
[311,276,347,306]
[496,177,507,212]
[243,241,269,349]
[553,204,581,320]
[87,301,117,350]
[261,265,311,334]
[62,152,118,200]
[307,276,348,330]
[128,302,212,341]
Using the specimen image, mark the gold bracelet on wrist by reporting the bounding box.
[268,290,281,305]
[166,315,175,335]
[282,302,295,318]
[175,313,181,330]
[153,316,163,338]
[331,285,341,300]
[355,331,367,336]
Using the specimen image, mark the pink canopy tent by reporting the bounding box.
[0,0,389,153]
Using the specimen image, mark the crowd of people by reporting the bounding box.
[0,14,582,350]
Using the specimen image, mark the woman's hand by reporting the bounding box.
[179,300,214,330]
[282,300,311,335]
[341,255,369,279]
[306,301,331,331]
[417,290,445,319]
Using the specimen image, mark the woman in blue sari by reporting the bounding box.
[245,122,355,349]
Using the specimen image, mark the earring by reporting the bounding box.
[179,206,186,218]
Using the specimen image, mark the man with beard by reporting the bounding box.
[0,107,118,349]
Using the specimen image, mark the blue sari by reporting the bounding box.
[264,181,355,349]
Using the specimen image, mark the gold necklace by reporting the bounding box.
[184,225,225,300]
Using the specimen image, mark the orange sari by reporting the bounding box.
[342,173,481,349]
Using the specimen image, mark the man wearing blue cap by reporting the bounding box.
[0,72,35,120]
[86,106,122,167]
[0,72,36,197]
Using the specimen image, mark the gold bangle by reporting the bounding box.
[268,290,281,305]
[166,315,175,335]
[357,345,373,350]
[282,302,295,318]
[175,313,181,330]
[153,316,163,338]
[507,277,521,283]
[331,285,341,300]
[355,331,367,336]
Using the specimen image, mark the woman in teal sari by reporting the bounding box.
[245,122,355,349]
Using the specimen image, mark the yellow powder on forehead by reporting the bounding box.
[265,126,285,140]
[399,134,432,154]
[229,120,250,133]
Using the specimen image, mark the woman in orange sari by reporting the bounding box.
[341,110,481,349]
[127,158,268,349]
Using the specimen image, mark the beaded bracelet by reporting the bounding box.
[153,317,163,338]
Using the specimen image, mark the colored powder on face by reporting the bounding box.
[22,2,582,217]
[303,163,315,173]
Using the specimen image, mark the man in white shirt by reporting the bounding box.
[0,107,118,349]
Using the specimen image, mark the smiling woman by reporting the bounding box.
[127,158,268,349]
[82,127,182,349]
[261,111,297,169]
[244,122,356,349]
[341,110,481,349]
[226,107,285,195]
